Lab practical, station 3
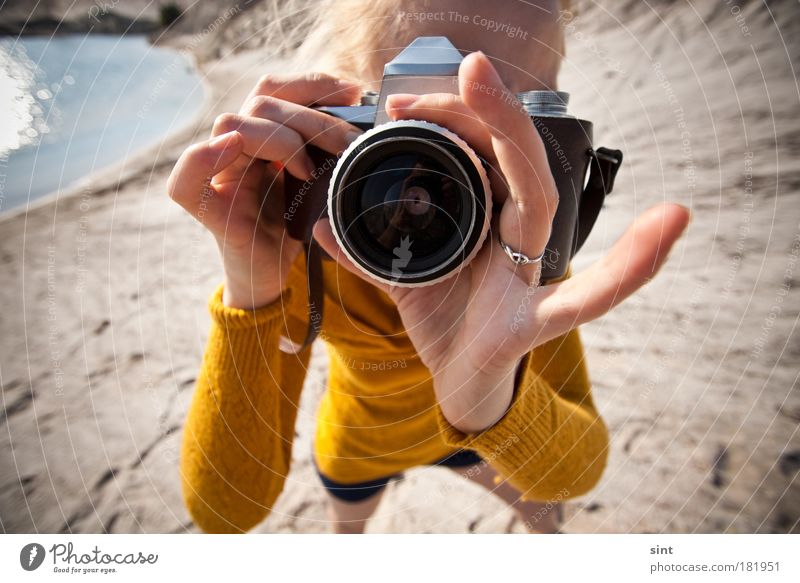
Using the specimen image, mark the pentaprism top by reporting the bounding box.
[383,36,464,77]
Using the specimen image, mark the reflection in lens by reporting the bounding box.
[356,153,463,258]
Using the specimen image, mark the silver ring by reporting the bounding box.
[500,239,546,266]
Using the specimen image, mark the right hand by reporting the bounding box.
[167,73,362,308]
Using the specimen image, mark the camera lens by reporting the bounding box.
[357,153,462,257]
[329,121,491,286]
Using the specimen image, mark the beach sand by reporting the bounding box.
[1,0,798,533]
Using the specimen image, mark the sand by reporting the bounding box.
[1,0,798,533]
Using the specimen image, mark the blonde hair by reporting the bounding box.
[295,0,567,84]
[217,0,568,86]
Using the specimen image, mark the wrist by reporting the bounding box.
[222,269,283,309]
[435,362,519,434]
[217,242,287,309]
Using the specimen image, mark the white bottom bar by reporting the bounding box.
[1,534,797,582]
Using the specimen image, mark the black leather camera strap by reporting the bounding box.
[302,239,325,352]
[281,239,324,355]
[574,147,623,253]
[286,146,622,354]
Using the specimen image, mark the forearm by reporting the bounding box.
[180,285,307,533]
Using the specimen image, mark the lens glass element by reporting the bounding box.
[356,153,462,258]
[333,132,487,284]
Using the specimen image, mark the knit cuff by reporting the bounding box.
[208,283,290,330]
[435,353,552,460]
[435,352,570,503]
[204,284,291,382]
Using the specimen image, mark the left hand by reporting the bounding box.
[314,51,691,433]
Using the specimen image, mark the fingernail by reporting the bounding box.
[344,128,363,145]
[209,130,240,149]
[473,51,507,89]
[386,93,419,109]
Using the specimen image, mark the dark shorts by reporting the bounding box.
[315,449,483,503]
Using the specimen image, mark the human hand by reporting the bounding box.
[167,73,362,308]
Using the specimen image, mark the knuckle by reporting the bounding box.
[415,93,459,112]
[186,141,220,171]
[532,171,559,206]
[435,93,462,109]
[546,186,559,205]
[166,153,194,202]
[314,112,338,138]
[244,95,276,117]
[304,71,331,85]
[256,73,278,94]
[166,172,180,201]
[548,178,560,207]
[213,112,240,134]
[183,142,208,165]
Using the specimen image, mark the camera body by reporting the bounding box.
[284,36,622,286]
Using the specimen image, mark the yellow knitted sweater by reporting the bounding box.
[180,254,609,533]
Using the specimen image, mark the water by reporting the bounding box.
[0,35,205,213]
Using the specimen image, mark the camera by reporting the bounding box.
[284,36,622,287]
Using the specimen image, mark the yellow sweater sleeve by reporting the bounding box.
[180,284,310,533]
[436,327,609,502]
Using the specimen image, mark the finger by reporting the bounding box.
[167,131,243,218]
[385,92,510,202]
[246,72,361,107]
[212,113,315,180]
[459,52,558,263]
[209,73,359,185]
[242,95,362,155]
[386,93,494,158]
[528,204,691,345]
[312,219,393,295]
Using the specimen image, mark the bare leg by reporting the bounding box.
[451,463,562,533]
[325,488,386,534]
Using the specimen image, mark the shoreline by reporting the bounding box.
[0,0,161,37]
[0,36,214,223]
